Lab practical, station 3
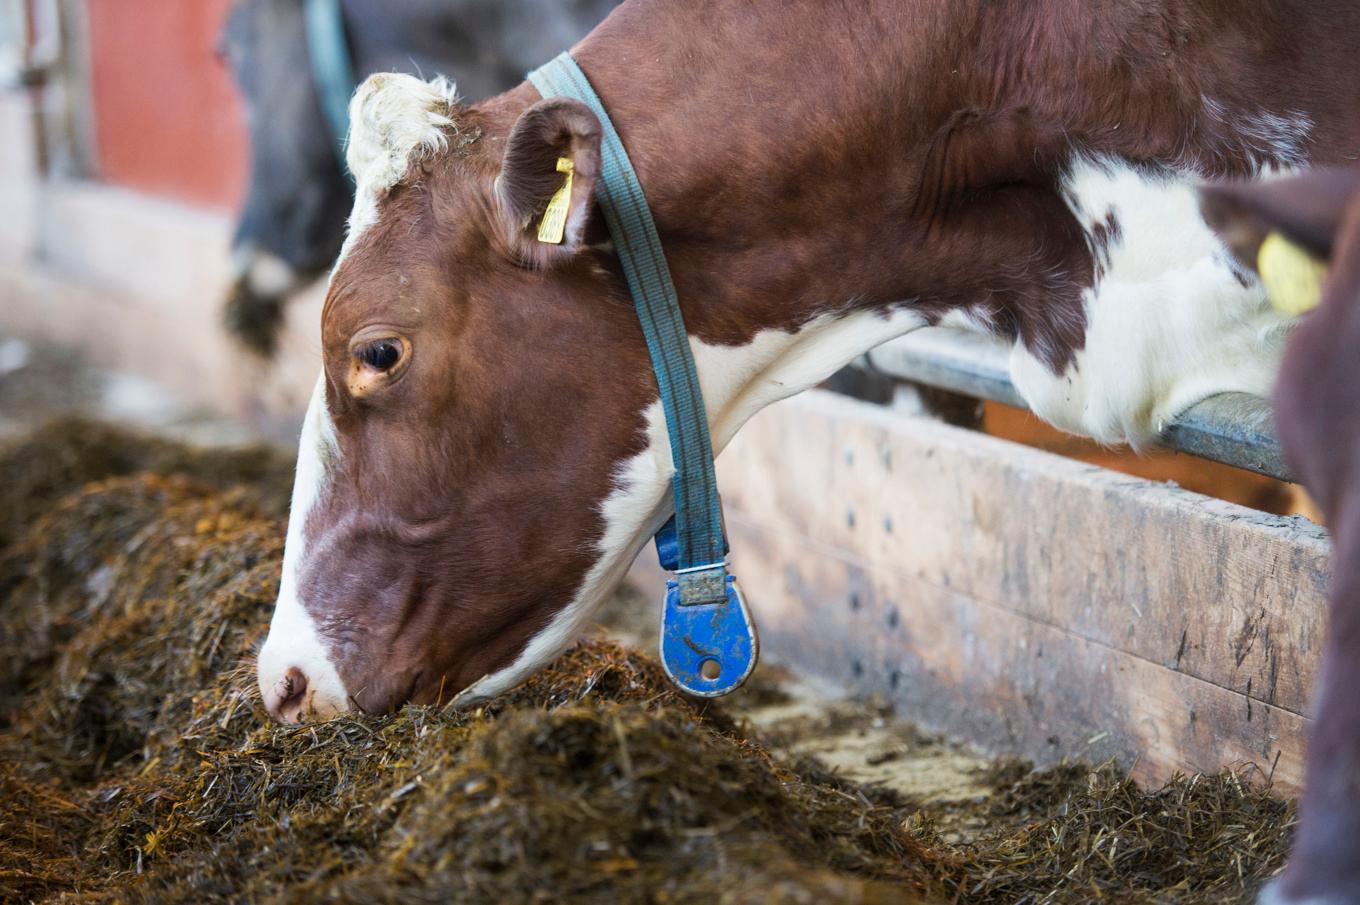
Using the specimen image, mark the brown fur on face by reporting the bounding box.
[297,0,1360,715]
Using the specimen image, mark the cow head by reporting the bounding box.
[256,74,671,721]
[220,0,354,356]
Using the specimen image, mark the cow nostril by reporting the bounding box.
[269,666,310,723]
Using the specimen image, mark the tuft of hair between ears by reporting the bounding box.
[346,73,461,194]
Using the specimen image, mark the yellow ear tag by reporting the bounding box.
[1258,231,1328,316]
[536,157,574,245]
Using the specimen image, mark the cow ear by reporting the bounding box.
[495,97,602,267]
[1201,168,1360,271]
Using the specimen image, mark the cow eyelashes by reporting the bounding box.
[359,340,401,371]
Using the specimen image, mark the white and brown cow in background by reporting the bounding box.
[255,2,1360,900]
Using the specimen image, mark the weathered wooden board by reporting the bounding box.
[636,389,1332,792]
[729,515,1310,791]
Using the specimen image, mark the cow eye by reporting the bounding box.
[346,333,411,398]
[359,340,401,371]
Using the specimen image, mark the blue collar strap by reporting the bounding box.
[528,53,758,697]
[304,0,357,176]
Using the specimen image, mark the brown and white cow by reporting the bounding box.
[1202,168,1360,904]
[255,4,1360,893]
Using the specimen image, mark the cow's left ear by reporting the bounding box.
[495,97,602,267]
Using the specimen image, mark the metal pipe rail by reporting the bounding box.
[858,328,1295,483]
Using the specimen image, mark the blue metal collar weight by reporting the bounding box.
[527,53,758,696]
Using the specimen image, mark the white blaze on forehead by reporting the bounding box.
[257,373,349,716]
[339,73,460,262]
[452,307,928,706]
[261,73,461,717]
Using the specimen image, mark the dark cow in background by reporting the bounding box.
[218,0,619,355]
[1204,169,1360,904]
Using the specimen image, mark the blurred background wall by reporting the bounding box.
[85,0,246,208]
[1,0,319,442]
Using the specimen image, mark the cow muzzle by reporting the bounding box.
[257,623,351,724]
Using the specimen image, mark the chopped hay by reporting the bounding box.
[0,421,1295,903]
[923,761,1293,902]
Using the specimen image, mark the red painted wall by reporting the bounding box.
[86,0,248,210]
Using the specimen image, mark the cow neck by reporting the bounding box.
[528,53,759,699]
[528,54,725,582]
[560,0,1354,362]
[566,0,939,349]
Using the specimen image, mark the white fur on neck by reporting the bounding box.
[1009,153,1295,446]
[453,306,927,705]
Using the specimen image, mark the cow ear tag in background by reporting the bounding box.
[654,517,759,697]
[536,157,574,244]
[1258,231,1328,316]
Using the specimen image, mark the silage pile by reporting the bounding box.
[0,419,1295,904]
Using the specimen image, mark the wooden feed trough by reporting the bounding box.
[634,331,1330,794]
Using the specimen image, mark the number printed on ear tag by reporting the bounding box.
[537,157,574,244]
